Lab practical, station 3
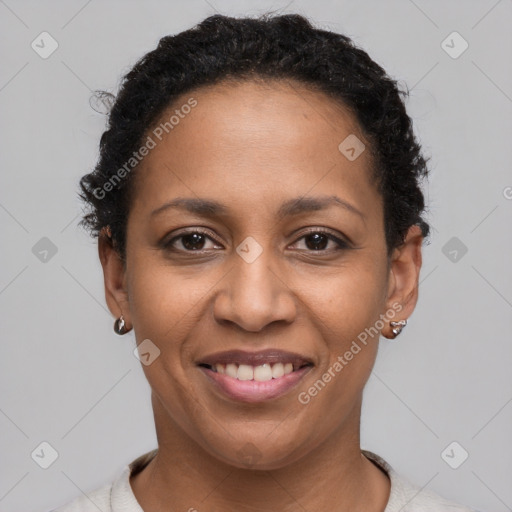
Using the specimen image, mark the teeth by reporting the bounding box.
[210,362,301,381]
[271,362,284,378]
[237,364,254,381]
[225,363,238,378]
[253,363,272,381]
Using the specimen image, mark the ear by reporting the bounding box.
[382,224,423,339]
[98,228,132,330]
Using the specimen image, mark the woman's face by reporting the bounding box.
[101,79,422,469]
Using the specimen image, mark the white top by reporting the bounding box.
[51,449,479,511]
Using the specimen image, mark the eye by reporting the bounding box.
[290,229,350,252]
[163,229,222,252]
[162,228,350,254]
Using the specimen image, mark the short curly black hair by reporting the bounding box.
[79,13,430,260]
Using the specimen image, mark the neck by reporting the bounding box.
[130,397,390,512]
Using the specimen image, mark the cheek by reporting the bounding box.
[125,262,203,427]
[302,259,388,396]
[307,258,388,344]
[126,256,207,341]
[125,257,220,399]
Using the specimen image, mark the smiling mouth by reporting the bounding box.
[198,361,311,381]
[197,350,314,402]
[197,349,313,383]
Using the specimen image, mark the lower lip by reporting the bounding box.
[199,366,312,403]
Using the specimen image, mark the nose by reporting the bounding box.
[213,247,297,333]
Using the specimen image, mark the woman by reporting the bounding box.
[53,13,477,512]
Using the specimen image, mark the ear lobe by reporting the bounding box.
[98,230,131,327]
[384,224,424,324]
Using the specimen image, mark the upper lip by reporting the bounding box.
[197,349,313,369]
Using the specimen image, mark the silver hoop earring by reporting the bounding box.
[114,315,129,335]
[390,319,407,337]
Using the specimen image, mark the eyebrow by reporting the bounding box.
[150,195,366,222]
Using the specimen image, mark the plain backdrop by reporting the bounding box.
[1,1,511,511]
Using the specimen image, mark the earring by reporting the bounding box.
[114,315,130,335]
[390,319,407,337]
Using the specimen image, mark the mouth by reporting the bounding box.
[199,361,309,380]
[197,349,313,402]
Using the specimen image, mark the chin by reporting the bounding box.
[199,429,314,471]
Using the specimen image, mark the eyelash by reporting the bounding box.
[162,228,350,255]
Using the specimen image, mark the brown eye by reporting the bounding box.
[164,230,222,252]
[291,229,349,252]
[180,232,207,251]
[304,232,329,250]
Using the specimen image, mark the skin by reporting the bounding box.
[99,79,423,512]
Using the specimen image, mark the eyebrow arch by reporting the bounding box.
[150,195,366,222]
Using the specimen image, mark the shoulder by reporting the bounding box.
[49,450,157,512]
[388,472,477,511]
[50,480,113,512]
[362,450,480,512]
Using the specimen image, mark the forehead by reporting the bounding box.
[155,78,365,155]
[130,78,380,222]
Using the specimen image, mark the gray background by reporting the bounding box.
[1,1,511,511]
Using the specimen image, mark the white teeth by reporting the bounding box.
[225,363,238,378]
[209,362,302,380]
[237,364,254,380]
[271,362,284,378]
[253,364,273,382]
